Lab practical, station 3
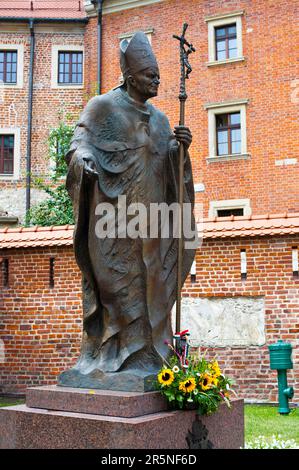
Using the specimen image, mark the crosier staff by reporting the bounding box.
[173,23,195,336]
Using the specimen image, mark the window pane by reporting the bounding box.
[64,53,70,63]
[231,129,241,142]
[12,62,17,73]
[0,52,3,62]
[6,52,11,61]
[218,143,229,155]
[77,73,82,84]
[59,53,65,63]
[72,63,77,73]
[0,63,3,72]
[6,63,11,73]
[216,40,226,52]
[216,114,228,128]
[217,49,226,60]
[77,53,82,63]
[228,38,237,49]
[59,73,64,83]
[216,27,226,38]
[231,141,241,154]
[217,130,228,144]
[12,52,17,63]
[228,25,236,35]
[229,48,238,58]
[78,63,82,73]
[230,113,241,125]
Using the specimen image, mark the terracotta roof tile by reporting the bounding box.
[201,212,299,239]
[0,224,74,249]
[0,1,86,19]
[1,213,299,249]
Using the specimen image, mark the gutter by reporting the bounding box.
[0,18,88,23]
[97,0,103,95]
[25,18,35,222]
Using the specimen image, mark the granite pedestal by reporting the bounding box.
[0,386,244,449]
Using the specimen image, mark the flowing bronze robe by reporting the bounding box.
[60,86,195,389]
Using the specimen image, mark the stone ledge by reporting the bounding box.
[26,385,168,418]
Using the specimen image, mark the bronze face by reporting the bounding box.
[128,66,160,102]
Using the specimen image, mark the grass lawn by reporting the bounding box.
[0,397,25,407]
[245,404,299,446]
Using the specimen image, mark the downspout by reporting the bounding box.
[25,19,35,222]
[97,0,103,95]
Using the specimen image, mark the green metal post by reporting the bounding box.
[268,340,294,415]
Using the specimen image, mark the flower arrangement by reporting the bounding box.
[155,330,235,416]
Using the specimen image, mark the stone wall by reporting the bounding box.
[1,234,298,404]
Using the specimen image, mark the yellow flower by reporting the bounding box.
[200,373,213,391]
[211,377,219,387]
[210,361,221,377]
[224,391,230,398]
[158,369,174,386]
[179,377,196,393]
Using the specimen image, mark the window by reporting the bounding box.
[58,51,83,85]
[51,45,84,89]
[0,128,20,180]
[0,45,23,88]
[215,24,237,61]
[216,112,241,155]
[205,11,244,66]
[209,199,251,218]
[0,134,14,175]
[204,99,249,161]
[0,50,17,84]
[217,208,244,217]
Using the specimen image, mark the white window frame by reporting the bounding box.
[209,199,251,218]
[205,11,244,66]
[51,45,84,89]
[0,127,21,180]
[0,44,24,89]
[204,99,249,162]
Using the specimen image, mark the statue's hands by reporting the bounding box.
[174,125,192,150]
[83,157,99,179]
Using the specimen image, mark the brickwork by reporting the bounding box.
[1,234,298,403]
[83,0,299,216]
[0,246,82,394]
[0,24,85,220]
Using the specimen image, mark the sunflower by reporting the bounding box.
[210,361,221,377]
[211,377,219,387]
[179,377,196,393]
[158,368,174,386]
[200,373,213,391]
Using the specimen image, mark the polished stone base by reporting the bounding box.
[0,386,244,449]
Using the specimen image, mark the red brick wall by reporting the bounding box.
[0,25,85,191]
[183,235,299,403]
[83,0,299,216]
[0,246,82,394]
[1,235,298,404]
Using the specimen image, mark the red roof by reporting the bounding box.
[0,1,86,20]
[0,213,299,249]
[0,224,74,249]
[202,212,299,239]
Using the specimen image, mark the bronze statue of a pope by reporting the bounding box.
[58,32,195,391]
